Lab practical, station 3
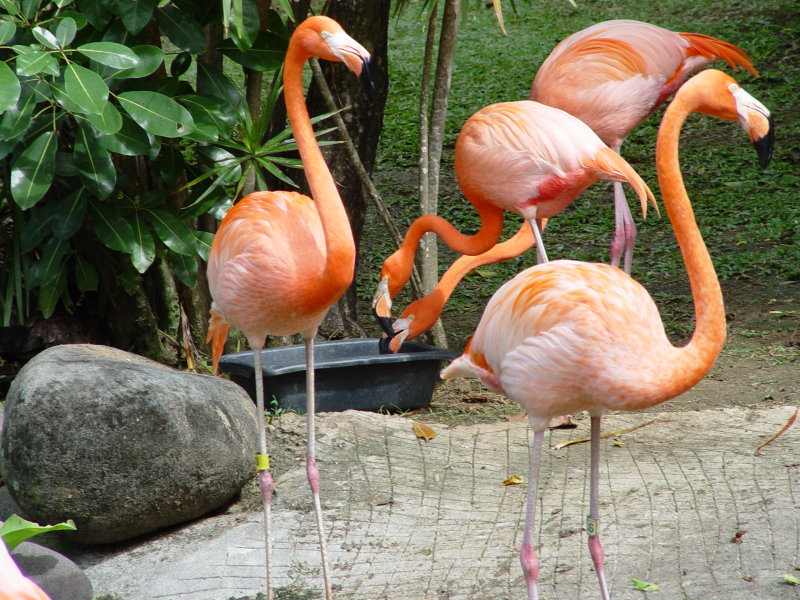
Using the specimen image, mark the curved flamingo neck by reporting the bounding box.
[284,36,355,291]
[655,91,727,387]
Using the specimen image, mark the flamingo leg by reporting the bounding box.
[588,415,611,600]
[304,336,334,600]
[520,426,545,600]
[253,348,275,600]
[527,218,549,264]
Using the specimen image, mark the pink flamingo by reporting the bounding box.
[441,69,773,600]
[206,16,372,600]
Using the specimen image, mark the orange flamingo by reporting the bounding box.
[374,100,655,350]
[441,69,773,600]
[206,16,372,600]
[378,20,759,352]
[531,19,758,272]
[0,542,51,600]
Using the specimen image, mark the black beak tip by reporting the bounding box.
[755,115,775,170]
[378,335,391,354]
[360,58,377,102]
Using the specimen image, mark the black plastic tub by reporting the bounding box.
[218,338,457,413]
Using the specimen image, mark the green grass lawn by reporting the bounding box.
[358,0,800,345]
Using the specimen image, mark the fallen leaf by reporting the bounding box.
[782,573,800,585]
[412,422,436,441]
[501,475,523,486]
[612,440,625,447]
[755,407,798,455]
[628,576,659,591]
[732,529,748,544]
[552,419,668,450]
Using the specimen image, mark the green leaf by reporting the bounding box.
[91,202,134,253]
[112,44,163,80]
[783,574,800,585]
[20,203,56,253]
[0,61,21,112]
[170,51,192,78]
[196,61,242,109]
[228,0,259,51]
[78,0,113,29]
[0,84,36,141]
[15,49,60,77]
[77,42,141,69]
[157,145,185,184]
[64,62,109,115]
[155,4,206,54]
[99,115,152,156]
[52,188,88,239]
[197,146,241,184]
[10,130,57,209]
[37,237,69,287]
[38,262,67,318]
[149,209,195,256]
[130,213,155,273]
[117,91,195,138]
[167,250,197,287]
[193,230,214,261]
[55,16,77,47]
[74,255,98,292]
[0,515,77,551]
[628,577,659,592]
[218,31,287,72]
[31,26,59,49]
[0,19,16,45]
[178,94,236,136]
[74,124,116,199]
[112,0,155,34]
[83,101,122,135]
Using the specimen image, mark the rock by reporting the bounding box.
[0,344,259,544]
[12,541,93,600]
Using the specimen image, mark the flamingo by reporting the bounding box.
[441,69,773,600]
[0,542,51,600]
[531,19,759,273]
[374,100,655,350]
[205,16,372,600]
[378,20,759,353]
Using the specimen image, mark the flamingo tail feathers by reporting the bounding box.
[679,32,759,77]
[585,147,658,219]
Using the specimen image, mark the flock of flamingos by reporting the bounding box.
[2,13,775,600]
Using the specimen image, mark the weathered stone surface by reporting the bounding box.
[12,541,93,600]
[0,344,259,544]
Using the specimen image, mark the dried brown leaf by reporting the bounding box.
[413,422,437,441]
[551,419,669,450]
[502,475,524,486]
[755,407,798,455]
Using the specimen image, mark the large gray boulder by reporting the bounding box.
[0,344,259,544]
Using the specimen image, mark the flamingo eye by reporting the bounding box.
[320,31,330,40]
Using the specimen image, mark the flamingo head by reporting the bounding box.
[295,16,375,99]
[681,69,774,169]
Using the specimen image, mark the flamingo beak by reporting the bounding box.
[373,276,396,352]
[754,114,775,169]
[359,57,376,101]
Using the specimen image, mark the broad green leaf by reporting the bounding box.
[99,115,151,156]
[77,42,140,69]
[196,61,242,109]
[74,255,98,292]
[0,19,17,45]
[10,130,57,209]
[178,94,236,136]
[83,101,122,135]
[182,121,217,143]
[20,203,56,252]
[218,31,286,72]
[0,515,77,551]
[155,4,205,54]
[149,209,195,256]
[54,151,78,177]
[37,237,69,287]
[117,91,194,138]
[228,0,259,51]
[38,262,67,318]
[91,202,134,253]
[130,213,155,273]
[31,26,59,49]
[15,49,60,77]
[167,250,197,287]
[0,0,21,16]
[782,573,800,585]
[0,61,21,112]
[169,51,192,78]
[197,146,241,184]
[64,63,108,115]
[112,44,163,80]
[193,230,214,261]
[0,84,36,141]
[113,0,155,34]
[55,17,77,47]
[74,124,115,199]
[59,9,88,29]
[78,0,113,29]
[52,188,88,239]
[628,577,659,592]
